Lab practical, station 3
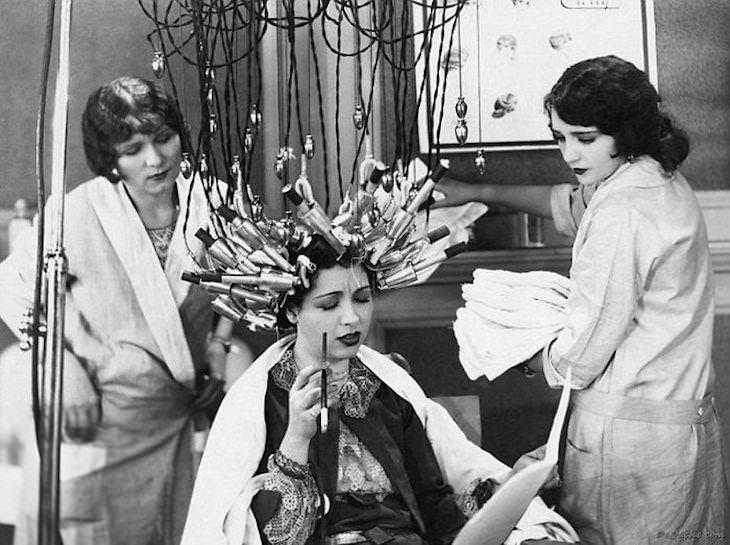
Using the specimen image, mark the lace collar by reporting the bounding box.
[270,347,381,419]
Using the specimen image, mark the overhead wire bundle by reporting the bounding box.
[136,0,480,331]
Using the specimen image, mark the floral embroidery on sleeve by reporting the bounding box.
[261,450,321,545]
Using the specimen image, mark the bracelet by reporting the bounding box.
[456,477,498,518]
[516,363,536,378]
[210,335,232,353]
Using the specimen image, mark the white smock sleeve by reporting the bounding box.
[0,211,88,378]
[0,222,37,338]
[550,183,596,239]
[543,203,641,389]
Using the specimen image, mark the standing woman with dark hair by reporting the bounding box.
[0,77,232,545]
[433,55,725,543]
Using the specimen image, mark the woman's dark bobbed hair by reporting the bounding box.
[544,55,689,172]
[276,235,375,330]
[81,77,184,183]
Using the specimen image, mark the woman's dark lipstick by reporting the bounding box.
[149,169,170,181]
[573,168,587,175]
[338,332,361,346]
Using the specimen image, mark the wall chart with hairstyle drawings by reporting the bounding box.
[415,0,657,152]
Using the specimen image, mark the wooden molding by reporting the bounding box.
[697,191,730,245]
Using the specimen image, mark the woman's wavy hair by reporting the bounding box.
[81,77,184,183]
[276,235,376,330]
[544,55,689,172]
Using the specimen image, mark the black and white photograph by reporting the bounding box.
[0,1,728,545]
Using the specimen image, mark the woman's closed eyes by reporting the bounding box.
[115,128,176,157]
[315,288,372,311]
[154,128,176,143]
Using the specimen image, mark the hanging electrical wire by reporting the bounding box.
[130,0,476,337]
[137,0,464,196]
[134,0,469,291]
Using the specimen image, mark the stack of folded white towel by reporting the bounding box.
[453,269,571,380]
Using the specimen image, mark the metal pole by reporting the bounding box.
[39,252,67,545]
[39,0,72,543]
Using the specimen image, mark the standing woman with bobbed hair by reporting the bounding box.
[433,55,725,543]
[0,77,232,545]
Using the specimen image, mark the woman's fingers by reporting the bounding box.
[292,366,331,409]
[249,472,272,492]
[430,178,480,209]
[63,406,80,440]
[63,404,99,442]
[295,386,321,410]
[430,180,457,209]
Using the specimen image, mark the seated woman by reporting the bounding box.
[181,235,578,545]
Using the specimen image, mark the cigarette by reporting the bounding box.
[320,332,328,433]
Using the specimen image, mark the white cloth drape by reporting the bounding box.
[181,336,577,545]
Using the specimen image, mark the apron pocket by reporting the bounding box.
[560,411,603,532]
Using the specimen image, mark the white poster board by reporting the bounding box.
[414,0,657,152]
[453,368,573,545]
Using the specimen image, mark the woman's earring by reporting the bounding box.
[285,308,298,325]
[111,168,120,179]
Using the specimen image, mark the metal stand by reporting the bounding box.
[37,1,73,543]
[38,250,67,545]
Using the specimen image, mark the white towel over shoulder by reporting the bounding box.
[454,269,570,381]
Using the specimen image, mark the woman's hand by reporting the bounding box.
[192,373,225,415]
[279,363,327,464]
[192,334,230,420]
[511,444,561,489]
[287,363,327,441]
[431,178,487,209]
[205,335,229,382]
[62,356,100,443]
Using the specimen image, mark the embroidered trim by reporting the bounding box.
[340,360,380,419]
[455,477,498,518]
[272,449,311,480]
[270,347,381,418]
[264,452,321,543]
[146,222,175,267]
[337,422,393,500]
[270,348,299,390]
